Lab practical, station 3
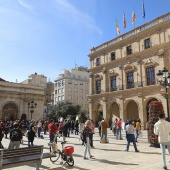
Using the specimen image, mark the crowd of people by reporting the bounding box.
[0,115,170,170]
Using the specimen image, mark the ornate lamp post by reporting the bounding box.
[28,101,37,120]
[157,67,170,121]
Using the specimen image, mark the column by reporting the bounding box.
[89,99,93,120]
[102,68,107,92]
[138,96,144,130]
[119,98,124,119]
[89,72,93,95]
[102,97,110,125]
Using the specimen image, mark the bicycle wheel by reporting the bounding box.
[50,150,60,163]
[66,155,74,167]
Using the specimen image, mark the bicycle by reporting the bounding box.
[48,136,74,167]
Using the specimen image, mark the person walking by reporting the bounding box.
[116,118,123,140]
[83,120,94,159]
[74,120,79,135]
[37,119,42,138]
[125,120,139,152]
[4,121,10,139]
[48,119,57,143]
[89,119,95,148]
[112,118,117,136]
[79,120,85,145]
[28,120,36,147]
[61,119,69,143]
[154,113,170,170]
[0,125,4,148]
[8,122,23,149]
[135,119,141,142]
[100,118,108,143]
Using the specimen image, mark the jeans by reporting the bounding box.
[9,141,20,149]
[160,142,170,166]
[38,128,42,137]
[116,128,122,139]
[49,135,57,143]
[101,132,107,142]
[135,130,139,141]
[84,137,92,158]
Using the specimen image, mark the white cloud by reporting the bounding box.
[18,0,34,12]
[53,0,102,34]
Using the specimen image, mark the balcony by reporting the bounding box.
[90,81,156,95]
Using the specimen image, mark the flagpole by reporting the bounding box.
[115,16,117,37]
[143,0,145,24]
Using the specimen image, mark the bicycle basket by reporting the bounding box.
[63,146,74,155]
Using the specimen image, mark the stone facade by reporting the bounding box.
[88,12,170,129]
[0,80,45,121]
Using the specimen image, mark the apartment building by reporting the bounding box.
[54,67,89,111]
[88,12,170,129]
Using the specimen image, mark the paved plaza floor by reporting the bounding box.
[2,129,169,170]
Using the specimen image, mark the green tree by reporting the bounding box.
[77,109,89,123]
[49,100,81,119]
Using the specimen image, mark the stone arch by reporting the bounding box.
[1,102,18,121]
[109,102,120,121]
[125,100,139,120]
[93,102,103,125]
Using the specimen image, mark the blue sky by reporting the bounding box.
[0,0,170,83]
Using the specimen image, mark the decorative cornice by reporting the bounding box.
[158,49,164,57]
[102,68,107,74]
[109,69,119,77]
[89,72,93,78]
[124,64,135,73]
[143,58,157,68]
[94,74,103,80]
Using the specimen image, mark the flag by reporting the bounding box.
[116,19,120,34]
[142,0,145,18]
[132,9,136,24]
[123,13,126,29]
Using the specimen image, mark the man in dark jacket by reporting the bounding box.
[9,122,23,149]
[62,119,69,142]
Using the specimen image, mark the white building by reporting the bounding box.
[54,67,89,111]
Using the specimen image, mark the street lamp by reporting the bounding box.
[157,67,170,121]
[28,101,37,120]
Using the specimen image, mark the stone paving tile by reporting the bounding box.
[2,129,170,170]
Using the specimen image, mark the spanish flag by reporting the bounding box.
[123,13,126,29]
[132,9,136,24]
[116,19,120,34]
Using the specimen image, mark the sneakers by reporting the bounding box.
[90,155,94,158]
[83,157,88,160]
[91,146,95,149]
[135,149,140,152]
[163,166,167,170]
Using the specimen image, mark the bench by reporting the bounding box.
[0,145,51,170]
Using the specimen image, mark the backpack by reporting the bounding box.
[82,128,87,143]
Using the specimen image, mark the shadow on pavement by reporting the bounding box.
[90,158,139,166]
